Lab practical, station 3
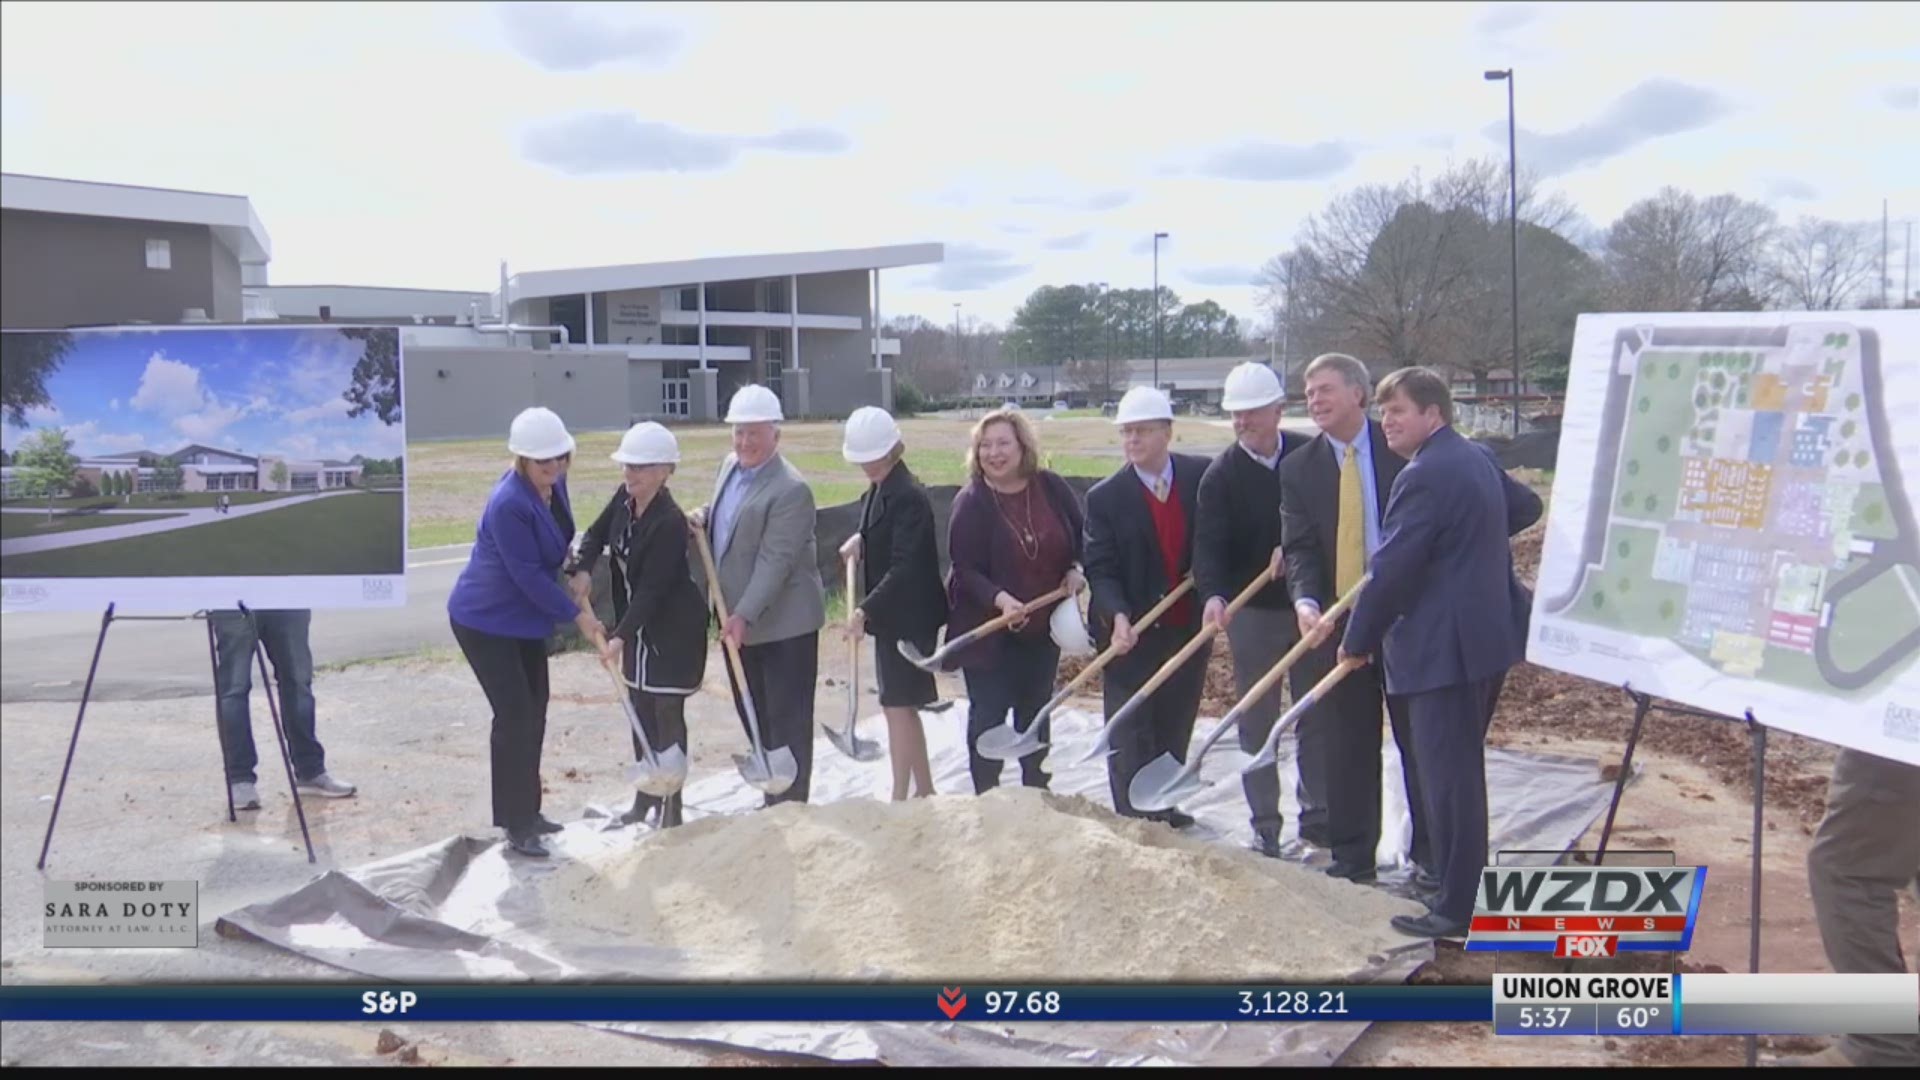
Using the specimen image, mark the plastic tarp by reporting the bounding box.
[216,700,1631,1066]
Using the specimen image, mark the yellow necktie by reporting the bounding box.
[1153,477,1169,502]
[1336,443,1364,597]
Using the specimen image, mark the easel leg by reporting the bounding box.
[1745,713,1765,1069]
[206,615,237,824]
[37,604,116,872]
[1595,689,1652,865]
[242,606,316,865]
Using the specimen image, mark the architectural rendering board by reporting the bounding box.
[0,325,407,612]
[1531,311,1920,765]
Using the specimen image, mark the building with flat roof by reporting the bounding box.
[1,172,272,328]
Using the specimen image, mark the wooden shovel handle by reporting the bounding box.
[691,527,756,708]
[1113,564,1277,717]
[1229,574,1370,723]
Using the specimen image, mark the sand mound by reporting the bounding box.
[541,787,1422,981]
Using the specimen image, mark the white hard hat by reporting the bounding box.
[507,406,575,460]
[1220,362,1285,412]
[1112,386,1174,426]
[1050,598,1094,657]
[842,406,902,465]
[725,384,785,424]
[611,421,680,466]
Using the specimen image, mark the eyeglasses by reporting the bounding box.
[530,455,569,466]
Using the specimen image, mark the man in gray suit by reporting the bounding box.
[689,384,827,805]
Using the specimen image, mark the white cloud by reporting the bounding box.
[284,396,350,424]
[173,399,258,443]
[129,353,208,417]
[109,398,120,411]
[63,422,150,456]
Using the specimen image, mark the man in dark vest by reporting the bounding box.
[1194,361,1313,857]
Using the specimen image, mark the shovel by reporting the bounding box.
[825,554,884,763]
[897,585,1072,672]
[600,657,690,798]
[976,576,1195,762]
[1129,575,1369,812]
[1075,566,1278,766]
[1237,656,1367,779]
[692,527,799,797]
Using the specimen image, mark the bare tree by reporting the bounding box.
[1766,217,1879,311]
[1601,188,1776,311]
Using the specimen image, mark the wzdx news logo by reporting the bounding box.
[1465,865,1707,956]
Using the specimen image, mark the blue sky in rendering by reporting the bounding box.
[1,328,405,463]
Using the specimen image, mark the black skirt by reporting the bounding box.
[874,630,939,709]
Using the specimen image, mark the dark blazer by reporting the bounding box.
[1084,452,1211,671]
[566,485,707,696]
[855,462,948,640]
[1278,418,1407,615]
[1194,431,1313,611]
[1341,425,1531,696]
[946,469,1085,668]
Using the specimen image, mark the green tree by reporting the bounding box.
[340,327,402,425]
[153,460,183,494]
[271,461,289,488]
[17,427,78,522]
[0,331,74,427]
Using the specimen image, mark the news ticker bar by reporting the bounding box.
[1494,973,1919,1037]
[0,976,1913,1034]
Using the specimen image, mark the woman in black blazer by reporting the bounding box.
[566,422,707,828]
[839,408,949,800]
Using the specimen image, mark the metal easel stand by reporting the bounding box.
[37,602,316,871]
[1594,683,1765,1068]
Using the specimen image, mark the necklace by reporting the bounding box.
[994,485,1041,561]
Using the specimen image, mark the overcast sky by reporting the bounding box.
[2,1,1914,329]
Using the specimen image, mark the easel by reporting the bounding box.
[1592,682,1765,1068]
[37,601,316,870]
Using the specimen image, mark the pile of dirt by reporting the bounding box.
[541,786,1421,981]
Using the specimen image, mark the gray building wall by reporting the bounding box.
[256,285,488,320]
[209,241,242,322]
[403,346,629,442]
[1,209,228,328]
[795,269,879,417]
[628,359,666,420]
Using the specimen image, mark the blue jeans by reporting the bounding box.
[211,609,325,784]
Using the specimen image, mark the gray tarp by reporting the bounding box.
[216,701,1630,1066]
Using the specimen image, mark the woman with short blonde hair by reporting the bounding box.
[964,407,1041,481]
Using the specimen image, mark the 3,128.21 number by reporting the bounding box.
[1238,991,1349,1017]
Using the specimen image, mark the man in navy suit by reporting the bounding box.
[1340,366,1539,939]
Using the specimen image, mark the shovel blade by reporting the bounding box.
[824,725,884,763]
[627,745,689,797]
[734,745,801,796]
[895,638,940,672]
[1128,753,1201,813]
[975,716,1047,762]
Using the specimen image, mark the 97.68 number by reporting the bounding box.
[984,991,1062,1015]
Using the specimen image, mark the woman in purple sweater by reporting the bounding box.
[946,408,1085,794]
[447,407,605,859]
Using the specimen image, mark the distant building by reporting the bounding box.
[73,445,362,494]
[1,172,272,328]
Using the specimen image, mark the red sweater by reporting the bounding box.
[1142,481,1196,628]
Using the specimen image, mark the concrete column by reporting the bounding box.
[789,273,801,373]
[783,367,812,420]
[585,291,595,347]
[690,367,720,422]
[871,268,881,370]
[697,282,708,371]
[869,366,894,413]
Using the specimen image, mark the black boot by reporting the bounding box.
[620,792,658,827]
[659,793,683,829]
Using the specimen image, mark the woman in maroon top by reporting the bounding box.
[945,408,1086,793]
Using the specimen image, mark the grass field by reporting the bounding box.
[0,490,301,512]
[0,511,185,539]
[0,492,404,578]
[405,416,1234,549]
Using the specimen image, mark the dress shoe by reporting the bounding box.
[504,830,550,858]
[619,793,657,827]
[1411,867,1442,892]
[532,815,565,835]
[1251,830,1282,859]
[1390,912,1470,940]
[1299,822,1331,848]
[1326,861,1378,884]
[1161,810,1197,830]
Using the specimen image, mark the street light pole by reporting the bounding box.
[953,302,963,403]
[1485,68,1521,437]
[1152,232,1168,390]
[1096,281,1110,405]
